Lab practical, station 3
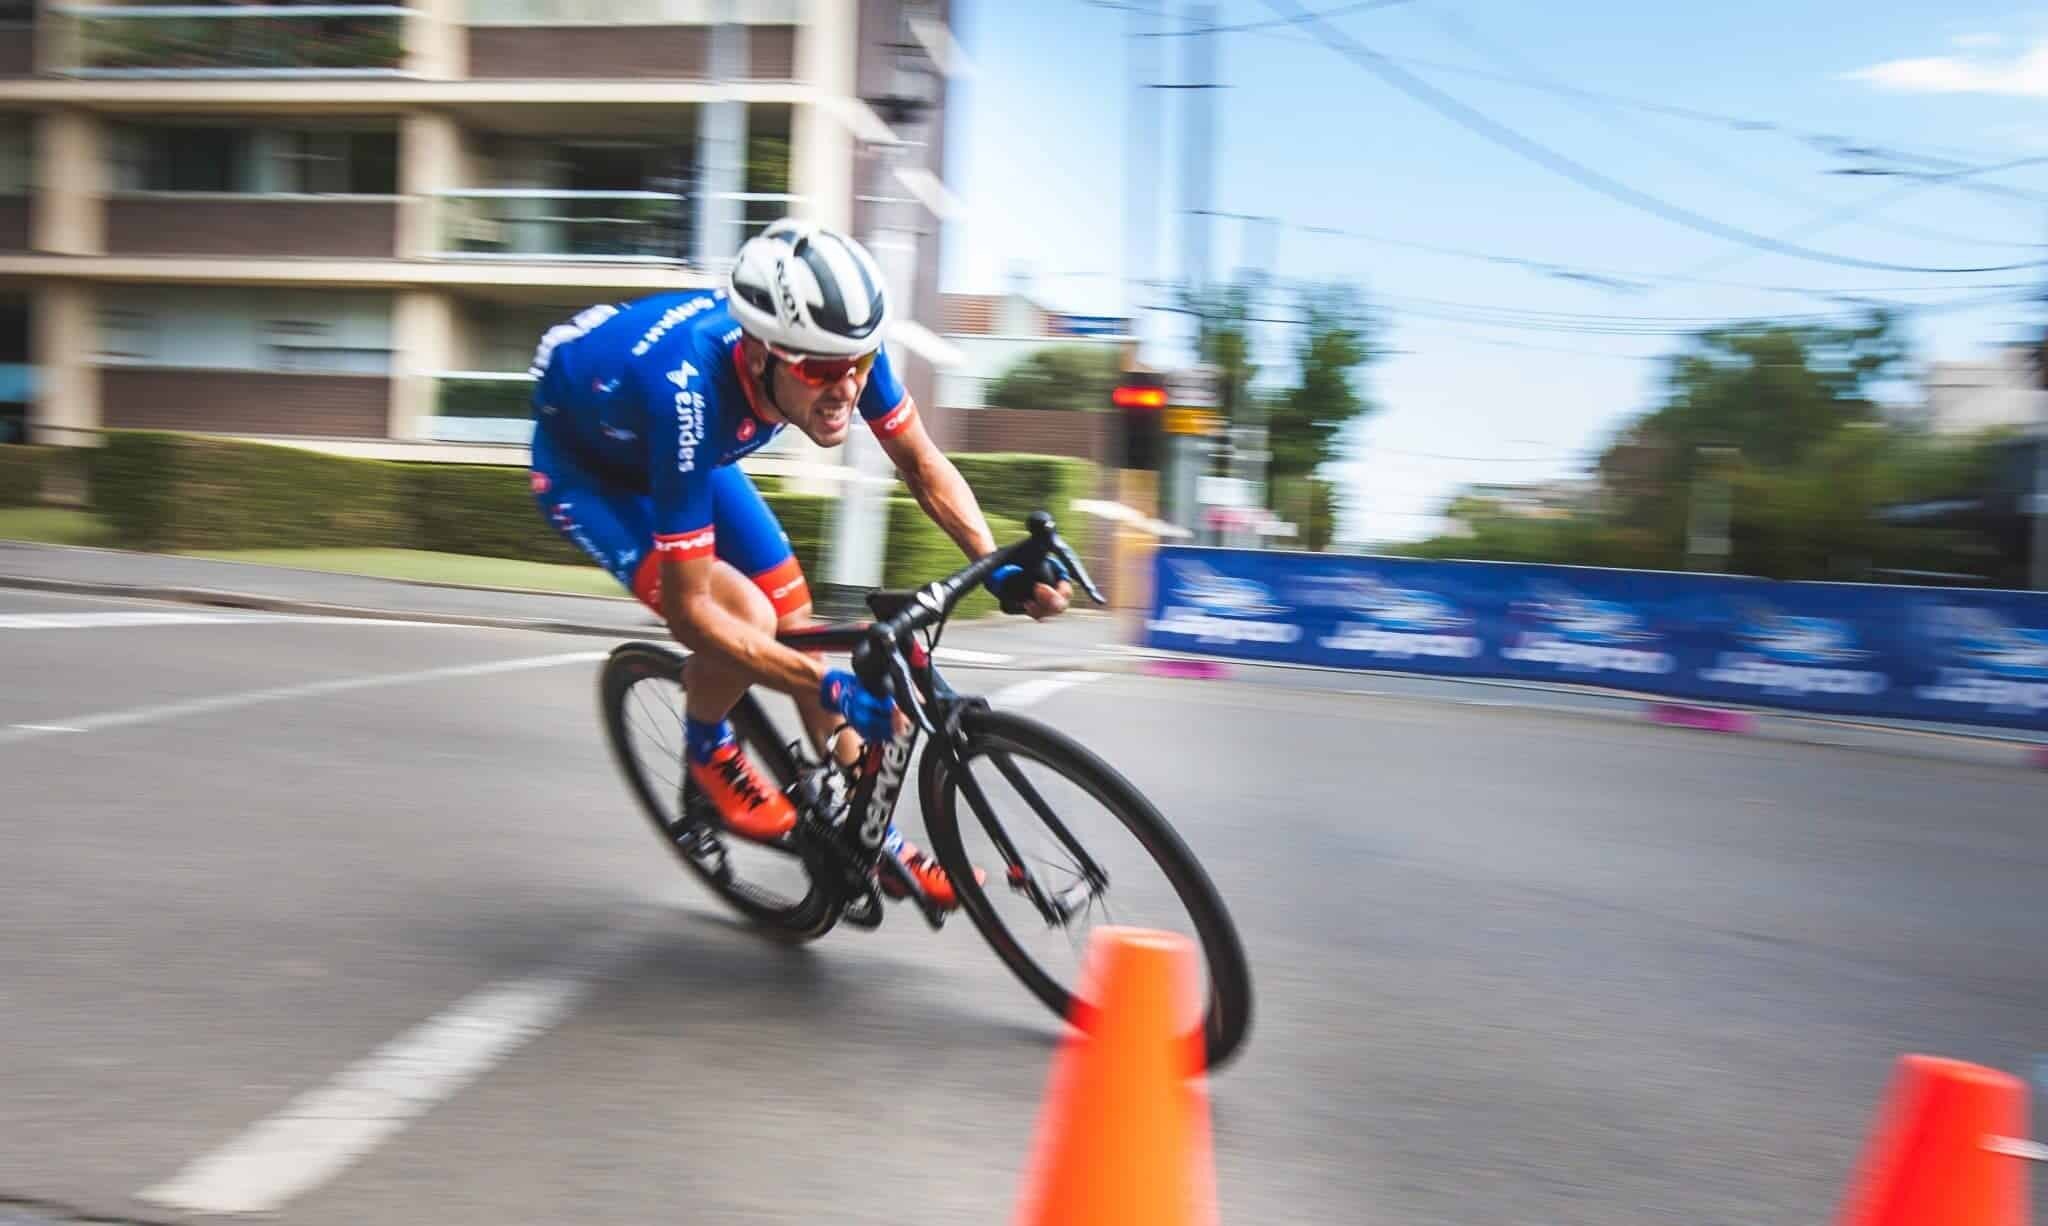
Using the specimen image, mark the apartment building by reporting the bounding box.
[0,0,955,461]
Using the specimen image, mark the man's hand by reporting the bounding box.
[989,560,1074,621]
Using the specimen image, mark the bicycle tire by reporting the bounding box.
[919,707,1252,1069]
[599,641,840,942]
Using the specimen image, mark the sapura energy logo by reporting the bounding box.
[1297,574,1482,660]
[1914,604,2048,714]
[1146,560,1303,645]
[1698,605,1888,696]
[1499,582,1674,675]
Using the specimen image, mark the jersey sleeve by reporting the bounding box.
[635,338,716,561]
[857,343,917,439]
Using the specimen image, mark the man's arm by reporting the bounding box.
[875,401,1072,619]
[875,400,998,561]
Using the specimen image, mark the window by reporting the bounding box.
[0,0,32,23]
[271,130,398,195]
[122,127,251,193]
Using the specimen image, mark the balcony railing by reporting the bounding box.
[433,190,804,264]
[52,3,409,78]
[435,190,687,263]
[425,370,532,443]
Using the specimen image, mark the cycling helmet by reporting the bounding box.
[726,219,891,358]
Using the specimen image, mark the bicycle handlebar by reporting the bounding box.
[849,511,1104,731]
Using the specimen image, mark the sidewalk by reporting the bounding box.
[0,538,1131,667]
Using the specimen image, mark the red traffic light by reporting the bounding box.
[1112,384,1167,410]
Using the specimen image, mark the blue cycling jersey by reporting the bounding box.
[529,289,913,562]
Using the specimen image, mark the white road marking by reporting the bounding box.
[0,651,605,747]
[932,646,1012,666]
[0,611,446,631]
[139,921,652,1216]
[988,672,1104,709]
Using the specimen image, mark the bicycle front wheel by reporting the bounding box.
[599,641,839,942]
[919,707,1252,1069]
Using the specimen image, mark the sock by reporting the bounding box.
[684,716,734,764]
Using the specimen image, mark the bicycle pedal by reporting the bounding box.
[840,890,884,930]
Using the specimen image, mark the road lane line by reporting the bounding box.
[0,651,605,747]
[932,646,1012,666]
[138,921,651,1216]
[988,672,1104,709]
[0,611,453,631]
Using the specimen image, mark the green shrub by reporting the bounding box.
[0,446,57,508]
[761,490,831,581]
[884,497,1019,618]
[92,431,409,551]
[405,463,587,566]
[946,452,1096,559]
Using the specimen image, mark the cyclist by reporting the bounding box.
[527,219,1071,908]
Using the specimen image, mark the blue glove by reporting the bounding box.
[986,557,1069,615]
[821,668,897,743]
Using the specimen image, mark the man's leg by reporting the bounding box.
[702,466,854,763]
[678,561,778,724]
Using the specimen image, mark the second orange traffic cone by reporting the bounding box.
[1837,1053,2029,1226]
[1013,927,1216,1226]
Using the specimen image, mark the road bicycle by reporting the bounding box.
[598,512,1252,1069]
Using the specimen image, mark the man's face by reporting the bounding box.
[743,338,870,448]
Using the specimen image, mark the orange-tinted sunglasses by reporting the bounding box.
[767,342,878,388]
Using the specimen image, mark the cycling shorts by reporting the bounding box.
[528,427,809,619]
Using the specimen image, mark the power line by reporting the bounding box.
[1257,0,2048,275]
[1139,0,1411,37]
[1412,2,2041,252]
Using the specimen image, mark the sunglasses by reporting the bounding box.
[766,342,878,388]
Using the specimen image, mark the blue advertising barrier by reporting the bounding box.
[1143,547,2048,733]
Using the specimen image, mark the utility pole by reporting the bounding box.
[825,10,934,604]
[1124,1,1159,362]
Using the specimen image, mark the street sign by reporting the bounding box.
[1164,407,1223,436]
[1165,365,1221,410]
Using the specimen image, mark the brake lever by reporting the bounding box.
[1050,536,1105,605]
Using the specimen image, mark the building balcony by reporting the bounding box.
[48,3,409,78]
[431,188,798,265]
[462,0,797,82]
[105,193,399,257]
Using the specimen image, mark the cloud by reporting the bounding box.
[1846,39,2048,96]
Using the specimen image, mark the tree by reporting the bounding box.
[1268,282,1378,482]
[1182,281,1259,420]
[984,345,1123,414]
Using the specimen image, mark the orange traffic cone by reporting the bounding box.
[1837,1054,2030,1226]
[1013,927,1216,1226]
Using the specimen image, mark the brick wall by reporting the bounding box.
[466,25,710,78]
[105,198,398,259]
[101,369,391,438]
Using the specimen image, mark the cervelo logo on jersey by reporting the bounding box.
[630,294,718,357]
[666,361,706,472]
[872,398,916,438]
[654,527,715,558]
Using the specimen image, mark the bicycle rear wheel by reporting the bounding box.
[919,707,1252,1069]
[599,641,840,942]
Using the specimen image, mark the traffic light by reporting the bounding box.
[1112,371,1167,471]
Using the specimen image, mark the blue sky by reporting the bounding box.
[936,0,2048,544]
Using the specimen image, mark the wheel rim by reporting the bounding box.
[938,736,1221,1048]
[613,666,824,920]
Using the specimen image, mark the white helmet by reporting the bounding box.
[726,219,891,358]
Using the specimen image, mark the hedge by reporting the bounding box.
[408,462,585,566]
[83,432,1043,616]
[0,445,59,508]
[92,432,411,552]
[945,452,1096,559]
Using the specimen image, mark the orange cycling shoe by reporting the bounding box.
[688,741,797,842]
[877,835,985,910]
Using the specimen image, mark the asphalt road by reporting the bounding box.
[1,582,2043,1225]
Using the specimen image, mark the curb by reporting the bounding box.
[0,574,654,640]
